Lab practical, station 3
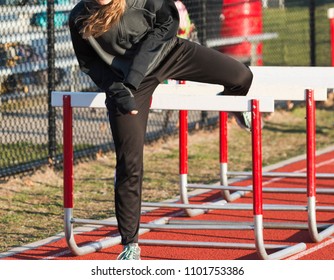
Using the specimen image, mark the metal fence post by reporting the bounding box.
[47,0,57,166]
[309,0,316,66]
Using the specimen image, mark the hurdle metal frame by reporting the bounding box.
[169,67,334,243]
[52,86,309,259]
[222,67,334,184]
[142,89,334,245]
[216,90,334,242]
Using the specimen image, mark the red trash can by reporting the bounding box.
[221,0,263,65]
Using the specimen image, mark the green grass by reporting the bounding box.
[0,143,49,167]
[263,4,332,66]
[0,143,96,168]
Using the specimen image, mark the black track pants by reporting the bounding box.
[106,38,253,245]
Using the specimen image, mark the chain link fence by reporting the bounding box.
[1,0,333,178]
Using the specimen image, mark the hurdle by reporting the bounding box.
[180,66,334,243]
[52,84,309,260]
[224,67,334,243]
[225,66,334,181]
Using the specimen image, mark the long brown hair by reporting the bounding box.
[78,0,126,39]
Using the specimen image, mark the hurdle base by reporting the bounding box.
[64,208,167,256]
[308,197,334,243]
[188,183,334,194]
[138,239,290,250]
[227,171,334,179]
[254,215,306,260]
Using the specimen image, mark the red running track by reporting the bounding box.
[1,148,334,261]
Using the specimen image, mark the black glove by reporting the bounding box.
[106,82,138,115]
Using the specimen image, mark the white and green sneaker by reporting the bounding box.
[117,243,141,260]
[232,111,252,132]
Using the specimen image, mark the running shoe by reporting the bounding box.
[117,243,141,260]
[232,112,252,132]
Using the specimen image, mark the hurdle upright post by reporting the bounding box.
[178,80,204,217]
[61,94,125,256]
[219,111,251,202]
[63,95,74,210]
[219,111,233,201]
[62,95,80,255]
[306,89,334,242]
[251,99,306,259]
[179,81,188,184]
[179,109,189,203]
[252,100,263,218]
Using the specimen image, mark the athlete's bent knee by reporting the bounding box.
[224,66,253,96]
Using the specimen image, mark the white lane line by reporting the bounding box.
[286,236,334,260]
[42,249,72,260]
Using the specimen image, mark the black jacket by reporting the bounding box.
[69,0,180,91]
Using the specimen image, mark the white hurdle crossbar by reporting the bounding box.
[52,83,309,259]
[227,66,334,180]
